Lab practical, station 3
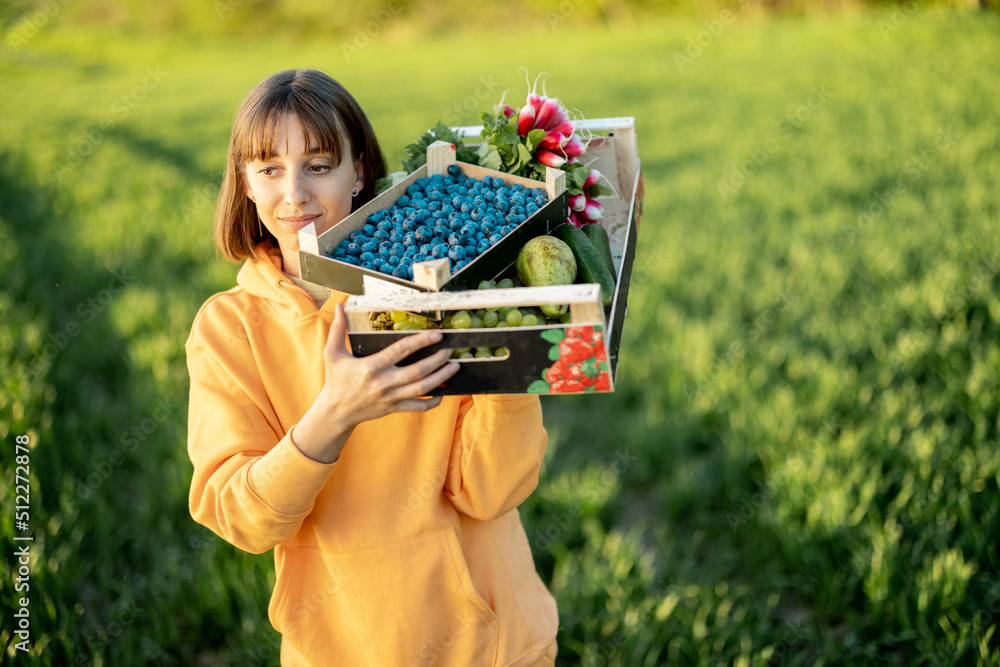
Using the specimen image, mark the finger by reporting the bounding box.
[371,330,444,370]
[324,303,351,360]
[388,348,454,386]
[388,360,460,402]
[392,395,444,414]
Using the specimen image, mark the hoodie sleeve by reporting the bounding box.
[185,319,336,555]
[444,394,547,521]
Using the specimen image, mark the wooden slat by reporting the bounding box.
[344,283,601,313]
[412,258,450,291]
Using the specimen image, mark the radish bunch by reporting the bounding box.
[475,72,614,227]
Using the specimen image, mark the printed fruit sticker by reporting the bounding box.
[528,325,610,394]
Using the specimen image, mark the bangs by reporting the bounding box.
[238,91,348,166]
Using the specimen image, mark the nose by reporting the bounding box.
[283,170,309,207]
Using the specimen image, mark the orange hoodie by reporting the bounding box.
[185,242,558,666]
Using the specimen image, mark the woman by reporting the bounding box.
[185,68,558,666]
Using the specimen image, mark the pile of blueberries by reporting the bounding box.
[328,164,549,280]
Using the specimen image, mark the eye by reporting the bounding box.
[257,166,276,176]
[309,163,331,173]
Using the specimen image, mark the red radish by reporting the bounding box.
[527,93,544,113]
[568,193,586,211]
[534,98,561,131]
[536,149,566,168]
[538,130,569,151]
[567,211,584,227]
[584,168,601,188]
[517,105,536,136]
[566,157,579,164]
[583,198,604,221]
[551,120,576,137]
[501,104,515,118]
[543,106,568,131]
[562,135,585,157]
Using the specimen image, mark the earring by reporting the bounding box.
[351,187,360,197]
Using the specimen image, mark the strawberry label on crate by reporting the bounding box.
[528,325,610,394]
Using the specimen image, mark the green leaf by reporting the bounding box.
[527,380,551,394]
[590,183,614,197]
[480,147,503,172]
[526,128,545,152]
[571,166,589,189]
[540,329,565,344]
[548,346,561,361]
[516,143,533,166]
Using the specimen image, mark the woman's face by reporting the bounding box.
[244,114,363,274]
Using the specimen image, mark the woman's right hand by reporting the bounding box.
[292,303,459,464]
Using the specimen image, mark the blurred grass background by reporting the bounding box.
[1,0,999,665]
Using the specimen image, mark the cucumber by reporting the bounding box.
[554,224,616,307]
[582,223,615,277]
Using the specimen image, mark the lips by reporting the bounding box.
[279,215,321,231]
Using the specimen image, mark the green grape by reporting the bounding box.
[393,321,422,331]
[521,314,538,327]
[475,308,487,318]
[469,316,484,329]
[478,280,493,290]
[497,278,514,289]
[451,310,472,329]
[493,346,510,357]
[440,314,454,329]
[505,308,522,326]
[451,347,471,359]
[560,312,573,324]
[495,321,509,328]
[459,351,474,359]
[390,310,409,323]
[407,313,429,329]
[474,347,492,358]
[499,306,513,316]
[483,311,499,327]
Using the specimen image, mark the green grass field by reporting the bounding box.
[2,9,999,666]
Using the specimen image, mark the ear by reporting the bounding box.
[353,153,365,192]
[243,179,255,203]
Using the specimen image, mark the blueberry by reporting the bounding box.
[373,229,389,242]
[396,195,411,207]
[415,226,433,243]
[402,232,416,247]
[414,253,427,263]
[419,243,433,255]
[526,202,539,214]
[505,212,519,226]
[392,265,409,278]
[360,251,376,264]
[390,243,405,257]
[464,243,477,257]
[447,164,462,177]
[343,255,359,265]
[489,234,502,245]
[387,255,400,266]
[361,223,376,236]
[447,246,466,262]
[432,243,449,259]
[346,242,361,256]
[496,198,510,213]
[477,239,490,254]
[388,229,403,243]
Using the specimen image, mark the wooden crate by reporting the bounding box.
[297,143,569,294]
[342,117,643,395]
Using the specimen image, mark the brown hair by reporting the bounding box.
[214,69,386,262]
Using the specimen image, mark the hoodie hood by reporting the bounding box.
[237,241,347,319]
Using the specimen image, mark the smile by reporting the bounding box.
[279,215,321,231]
